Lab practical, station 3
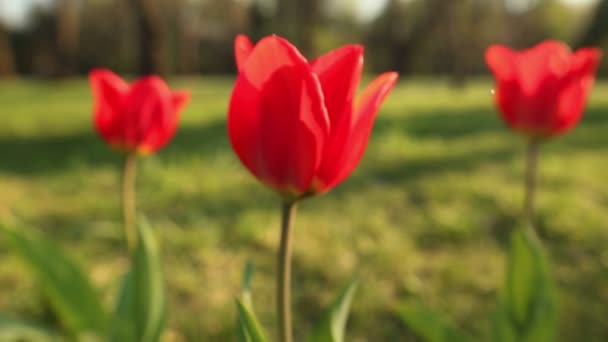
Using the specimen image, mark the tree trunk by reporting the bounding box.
[277,0,296,43]
[276,0,318,57]
[295,0,318,57]
[446,0,470,88]
[0,26,15,77]
[55,0,79,76]
[173,0,200,74]
[387,0,456,75]
[129,0,166,76]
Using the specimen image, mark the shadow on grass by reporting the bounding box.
[2,105,607,246]
[0,105,606,176]
[0,119,230,176]
[2,104,607,247]
[375,106,505,140]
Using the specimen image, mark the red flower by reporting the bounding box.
[89,69,190,154]
[228,35,398,199]
[486,40,602,140]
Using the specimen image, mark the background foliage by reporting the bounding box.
[0,0,608,78]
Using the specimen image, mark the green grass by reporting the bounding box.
[1,77,608,341]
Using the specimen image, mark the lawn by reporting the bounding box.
[1,77,608,341]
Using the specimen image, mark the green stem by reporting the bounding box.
[277,200,297,342]
[122,153,138,254]
[524,140,539,229]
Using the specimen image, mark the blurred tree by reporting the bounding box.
[129,0,167,75]
[577,0,608,46]
[276,0,294,46]
[443,0,476,87]
[12,8,57,76]
[55,0,80,75]
[196,0,255,73]
[364,0,581,81]
[0,0,601,77]
[296,0,320,57]
[366,0,458,75]
[503,0,559,48]
[0,25,16,77]
[277,0,320,57]
[248,0,273,39]
[167,0,198,74]
[78,0,136,73]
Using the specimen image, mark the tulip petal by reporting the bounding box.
[315,72,398,192]
[518,41,571,95]
[310,45,363,131]
[486,46,524,131]
[516,42,582,136]
[234,34,254,72]
[555,48,602,134]
[485,45,517,80]
[124,76,176,153]
[172,91,191,113]
[89,69,129,146]
[228,35,329,195]
[487,41,574,137]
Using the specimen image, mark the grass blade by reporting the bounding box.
[236,299,269,342]
[307,279,359,342]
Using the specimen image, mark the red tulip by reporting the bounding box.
[89,69,190,154]
[486,40,602,140]
[228,35,398,200]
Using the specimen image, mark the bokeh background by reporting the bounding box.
[1,0,608,341]
[1,0,608,79]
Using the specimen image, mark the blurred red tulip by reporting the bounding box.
[486,40,602,140]
[89,69,190,154]
[228,35,398,200]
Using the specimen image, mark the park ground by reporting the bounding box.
[0,77,608,341]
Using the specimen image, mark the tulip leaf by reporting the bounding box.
[397,300,473,342]
[236,261,269,342]
[0,224,108,337]
[133,218,166,342]
[307,279,358,342]
[492,226,558,342]
[237,261,256,342]
[241,261,255,308]
[110,217,166,342]
[109,271,137,341]
[236,299,269,342]
[0,314,62,341]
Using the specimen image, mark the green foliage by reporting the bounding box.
[397,301,473,342]
[307,279,358,342]
[0,224,108,338]
[0,218,166,342]
[398,226,558,342]
[492,226,558,342]
[110,218,166,342]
